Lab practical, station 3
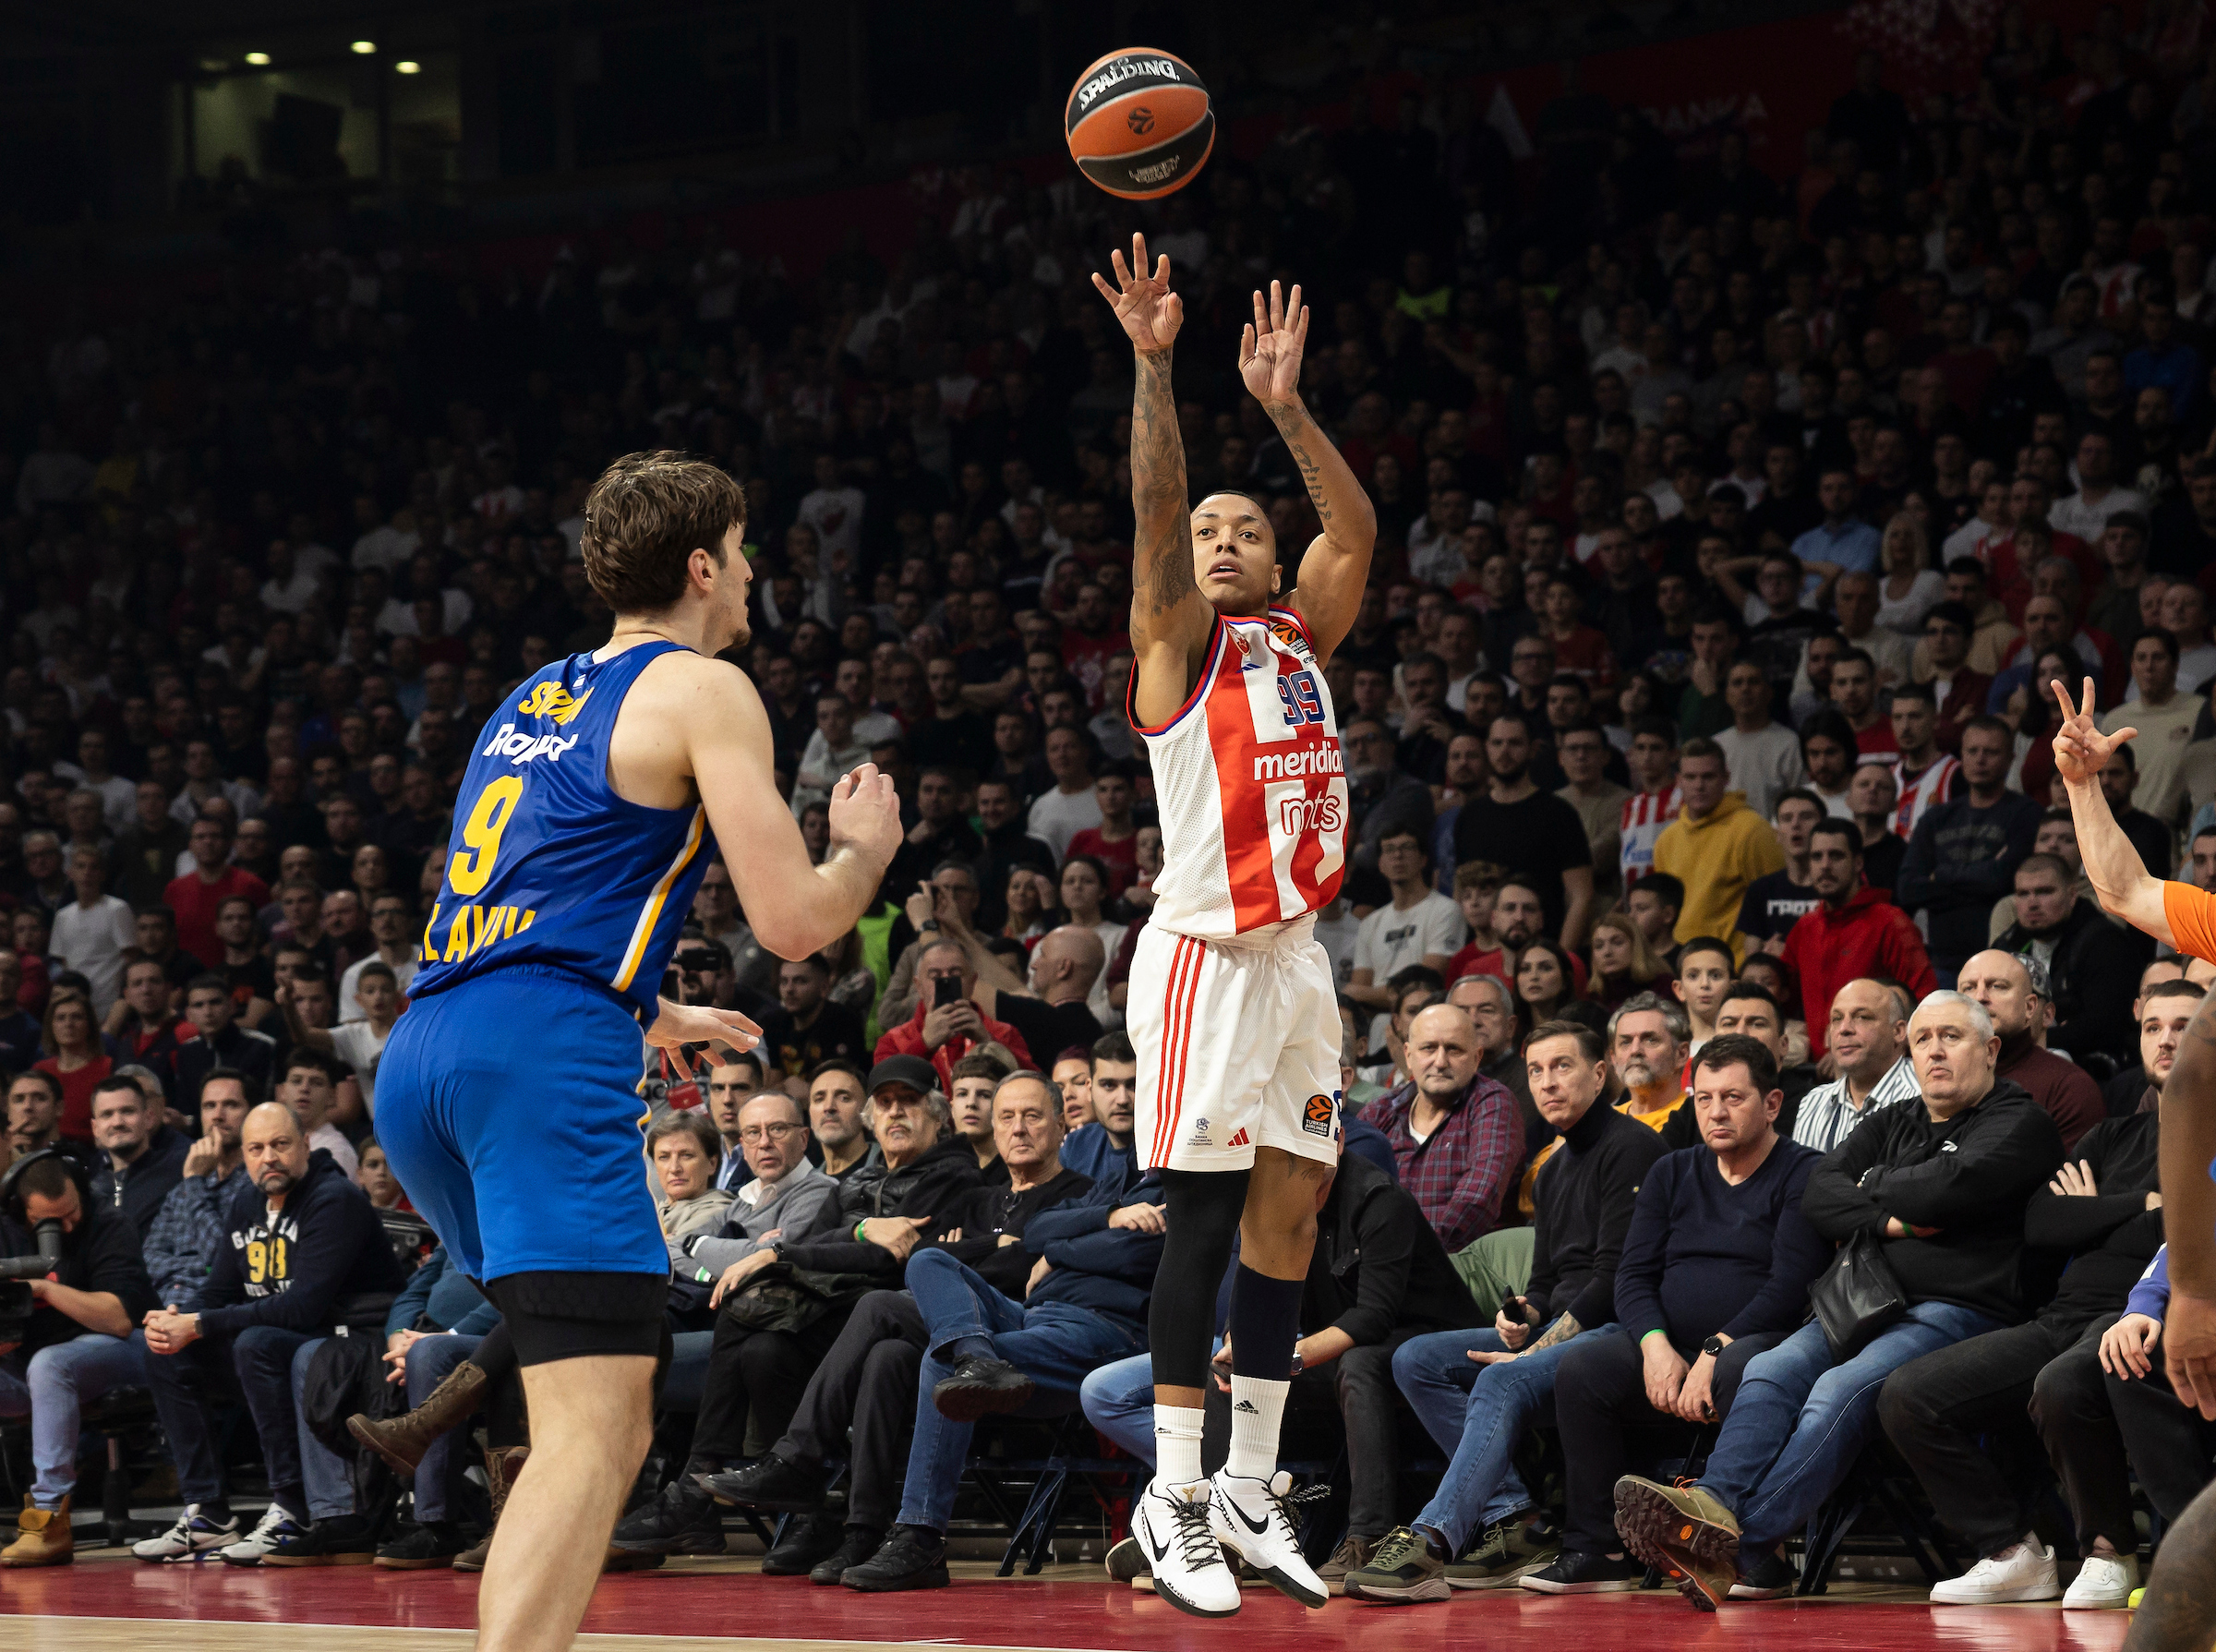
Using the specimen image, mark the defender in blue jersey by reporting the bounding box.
[376,452,899,1652]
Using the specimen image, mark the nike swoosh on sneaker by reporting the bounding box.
[1145,1523,1174,1563]
[1222,1496,1272,1537]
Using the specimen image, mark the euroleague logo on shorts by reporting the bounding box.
[1277,792,1345,836]
[1302,1093,1336,1138]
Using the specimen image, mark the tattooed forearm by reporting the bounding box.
[1268,397,1370,552]
[1527,1311,1583,1355]
[1131,349,1196,619]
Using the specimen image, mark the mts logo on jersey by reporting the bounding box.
[516,682,594,724]
[1277,793,1345,836]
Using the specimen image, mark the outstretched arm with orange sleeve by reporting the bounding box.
[2051,677,2197,951]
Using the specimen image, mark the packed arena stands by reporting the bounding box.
[9,0,2216,1613]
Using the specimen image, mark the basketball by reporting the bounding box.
[1064,48,1214,201]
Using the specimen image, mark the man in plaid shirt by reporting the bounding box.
[1360,1004,1524,1250]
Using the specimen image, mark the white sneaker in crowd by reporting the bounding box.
[1930,1534,2061,1604]
[2062,1550,2138,1608]
[131,1503,243,1562]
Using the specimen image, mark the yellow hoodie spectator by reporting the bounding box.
[1650,751,1786,967]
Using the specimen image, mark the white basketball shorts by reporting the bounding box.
[1126,916,1343,1173]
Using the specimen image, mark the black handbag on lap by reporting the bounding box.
[1808,1231,1908,1360]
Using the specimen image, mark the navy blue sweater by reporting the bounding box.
[1023,1178,1165,1334]
[198,1150,405,1335]
[1613,1139,1830,1356]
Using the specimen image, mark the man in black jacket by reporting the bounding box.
[87,1074,187,1241]
[1345,1019,1668,1602]
[1536,1036,1830,1596]
[0,1151,159,1567]
[1993,852,2150,1064]
[1896,716,2043,982]
[1617,991,2064,1610]
[133,1102,403,1565]
[609,1055,998,1561]
[1877,979,2184,1606]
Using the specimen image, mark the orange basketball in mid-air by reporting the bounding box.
[1065,48,1214,200]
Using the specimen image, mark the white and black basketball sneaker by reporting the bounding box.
[132,1503,244,1562]
[1208,1470,1329,1608]
[1130,1479,1240,1618]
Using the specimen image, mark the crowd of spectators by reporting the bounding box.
[6,6,2216,1610]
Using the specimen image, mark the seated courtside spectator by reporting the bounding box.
[1792,979,1921,1153]
[1344,1019,1667,1601]
[1532,1035,1828,1594]
[1878,978,2188,1605]
[1360,1004,1525,1250]
[1614,992,2065,1609]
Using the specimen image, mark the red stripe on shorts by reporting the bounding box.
[1154,935,1201,1164]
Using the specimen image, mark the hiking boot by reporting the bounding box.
[697,1452,827,1513]
[931,1355,1035,1421]
[260,1514,378,1567]
[1343,1525,1451,1604]
[759,1511,843,1575]
[610,1478,722,1554]
[375,1520,471,1570]
[452,1445,527,1573]
[1446,1517,1559,1588]
[1613,1476,1740,1574]
[134,1503,242,1562]
[1520,1550,1646,1594]
[347,1360,488,1478]
[0,1495,71,1567]
[841,1524,948,1592]
[1316,1533,1377,1596]
[806,1523,885,1585]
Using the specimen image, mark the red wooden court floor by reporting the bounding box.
[0,1555,2144,1652]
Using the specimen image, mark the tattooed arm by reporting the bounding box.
[1242,282,1378,667]
[1091,234,1214,727]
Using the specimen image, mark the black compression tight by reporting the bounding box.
[1147,1167,1252,1390]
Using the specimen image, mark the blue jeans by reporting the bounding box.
[893,1249,1145,1532]
[0,1333,147,1508]
[287,1338,359,1522]
[1081,1352,1158,1465]
[1394,1318,1616,1553]
[1698,1303,2001,1553]
[402,1332,484,1523]
[142,1322,316,1511]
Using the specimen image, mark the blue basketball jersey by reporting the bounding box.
[411,640,717,1020]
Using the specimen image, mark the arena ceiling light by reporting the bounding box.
[352,41,377,54]
[395,60,421,74]
[199,58,226,71]
[244,52,271,65]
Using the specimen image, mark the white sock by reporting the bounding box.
[1224,1375,1288,1481]
[1151,1404,1205,1489]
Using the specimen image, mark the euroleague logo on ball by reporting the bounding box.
[1127,106,1155,135]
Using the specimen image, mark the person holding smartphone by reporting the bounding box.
[870,938,1037,1092]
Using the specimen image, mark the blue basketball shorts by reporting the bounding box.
[375,964,667,1284]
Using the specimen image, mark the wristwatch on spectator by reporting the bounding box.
[1701,1334,1727,1359]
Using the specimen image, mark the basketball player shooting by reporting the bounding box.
[1091,235,1376,1617]
[376,453,901,1652]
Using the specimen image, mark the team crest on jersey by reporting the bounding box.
[516,681,594,725]
[1302,1092,1336,1138]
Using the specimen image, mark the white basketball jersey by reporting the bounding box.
[1132,606,1348,940]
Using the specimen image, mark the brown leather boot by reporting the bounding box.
[453,1445,526,1574]
[0,1495,73,1567]
[348,1360,488,1477]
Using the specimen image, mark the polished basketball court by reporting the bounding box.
[0,1552,2142,1652]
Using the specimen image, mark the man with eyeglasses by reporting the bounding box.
[704,1055,765,1190]
[680,1091,843,1277]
